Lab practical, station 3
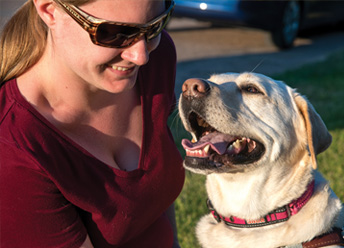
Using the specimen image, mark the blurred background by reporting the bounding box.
[1,1,344,247]
[168,0,344,95]
[2,0,344,88]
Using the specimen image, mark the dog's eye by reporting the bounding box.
[243,85,262,94]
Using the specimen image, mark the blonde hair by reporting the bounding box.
[0,0,89,83]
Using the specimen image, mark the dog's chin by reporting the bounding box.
[183,157,244,175]
[183,142,265,175]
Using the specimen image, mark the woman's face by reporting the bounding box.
[50,0,165,93]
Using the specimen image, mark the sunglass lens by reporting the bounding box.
[96,23,141,47]
[95,6,172,48]
[147,14,171,41]
[146,19,165,40]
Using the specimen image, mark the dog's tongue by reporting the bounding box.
[182,132,236,155]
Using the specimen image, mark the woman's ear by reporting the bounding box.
[33,0,58,28]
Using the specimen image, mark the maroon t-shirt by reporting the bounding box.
[0,32,185,248]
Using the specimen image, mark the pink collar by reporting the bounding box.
[207,180,315,228]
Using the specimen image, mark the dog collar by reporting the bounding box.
[301,227,344,248]
[207,180,315,228]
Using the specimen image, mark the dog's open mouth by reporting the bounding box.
[182,112,265,172]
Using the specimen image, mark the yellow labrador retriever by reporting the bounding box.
[179,72,344,248]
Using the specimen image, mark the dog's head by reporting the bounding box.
[179,72,332,175]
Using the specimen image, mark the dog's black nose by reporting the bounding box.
[182,78,209,99]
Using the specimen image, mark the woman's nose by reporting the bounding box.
[121,37,151,66]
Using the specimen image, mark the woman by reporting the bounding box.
[0,0,185,247]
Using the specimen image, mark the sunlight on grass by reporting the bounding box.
[318,129,344,197]
[278,50,344,200]
[169,49,344,248]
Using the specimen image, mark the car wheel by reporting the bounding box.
[271,0,301,49]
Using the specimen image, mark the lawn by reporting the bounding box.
[169,49,344,248]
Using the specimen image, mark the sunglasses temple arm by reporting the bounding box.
[54,0,96,33]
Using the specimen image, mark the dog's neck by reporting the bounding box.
[205,164,314,220]
[199,170,343,248]
[207,180,315,228]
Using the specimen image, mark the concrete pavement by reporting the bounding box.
[173,31,344,95]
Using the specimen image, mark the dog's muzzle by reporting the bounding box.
[179,79,265,174]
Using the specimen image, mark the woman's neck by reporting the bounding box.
[17,55,141,131]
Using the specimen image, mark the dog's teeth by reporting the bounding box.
[204,144,210,154]
[229,138,248,151]
[197,117,210,128]
[248,140,257,152]
[186,149,193,156]
[232,139,242,149]
[197,117,204,126]
[227,144,234,151]
[186,147,209,158]
[202,122,210,128]
[191,134,198,143]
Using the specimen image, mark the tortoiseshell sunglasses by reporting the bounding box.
[53,0,175,48]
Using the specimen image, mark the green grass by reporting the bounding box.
[169,49,344,248]
[278,50,344,199]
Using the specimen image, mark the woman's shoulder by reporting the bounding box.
[0,79,63,161]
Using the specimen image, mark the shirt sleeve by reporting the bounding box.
[0,142,87,248]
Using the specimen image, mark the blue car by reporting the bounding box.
[173,0,344,49]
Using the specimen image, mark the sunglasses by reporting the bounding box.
[53,0,175,48]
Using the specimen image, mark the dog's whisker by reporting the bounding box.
[251,58,265,73]
[169,109,180,128]
[169,106,186,142]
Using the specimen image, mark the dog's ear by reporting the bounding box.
[293,93,332,169]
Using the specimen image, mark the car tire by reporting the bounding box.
[271,0,301,49]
